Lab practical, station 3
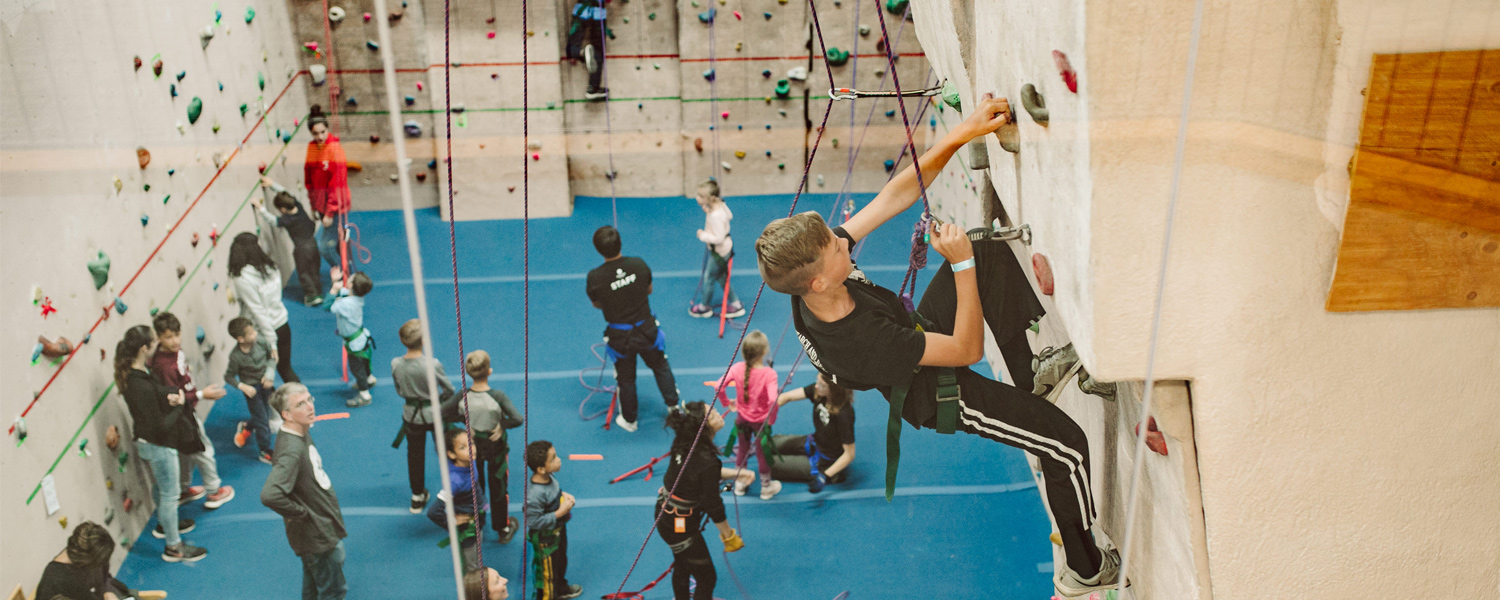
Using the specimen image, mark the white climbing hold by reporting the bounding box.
[329,6,346,23]
[817,174,825,186]
[309,64,328,86]
[787,66,808,81]
[721,161,732,172]
[199,25,215,49]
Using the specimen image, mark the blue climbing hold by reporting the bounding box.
[176,71,186,82]
[170,84,177,98]
[31,343,43,363]
[698,8,715,22]
[763,11,772,19]
[709,126,715,131]
[702,69,715,82]
[765,150,772,156]
[884,159,895,172]
[886,110,896,117]
[762,69,772,78]
[346,96,357,106]
[140,214,149,226]
[637,103,643,109]
[113,297,128,314]
[215,9,222,22]
[281,131,293,143]
[367,40,380,50]
[737,125,742,130]
[218,81,224,91]
[168,169,175,176]
[405,95,415,106]
[930,117,937,127]
[195,326,206,344]
[765,124,771,129]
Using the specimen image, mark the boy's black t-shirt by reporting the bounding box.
[792,227,940,429]
[586,256,654,325]
[279,203,317,245]
[801,383,856,463]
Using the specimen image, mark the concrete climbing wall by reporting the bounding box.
[0,0,312,590]
[908,0,1500,597]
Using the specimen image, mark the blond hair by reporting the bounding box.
[398,319,423,349]
[697,178,720,199]
[756,211,834,295]
[465,349,491,380]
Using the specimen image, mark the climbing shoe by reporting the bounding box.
[1078,367,1117,401]
[304,295,324,307]
[1053,545,1127,598]
[410,490,429,514]
[259,451,274,465]
[161,543,208,563]
[152,519,196,538]
[346,390,372,408]
[585,87,609,101]
[689,303,715,318]
[1031,343,1080,397]
[724,301,746,319]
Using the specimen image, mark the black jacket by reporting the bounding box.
[122,368,203,452]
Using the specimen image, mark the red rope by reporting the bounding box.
[8,73,303,435]
[319,0,342,134]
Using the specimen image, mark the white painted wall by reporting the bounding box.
[0,0,310,592]
[910,0,1500,597]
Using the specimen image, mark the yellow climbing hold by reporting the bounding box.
[1049,533,1062,546]
[734,150,746,159]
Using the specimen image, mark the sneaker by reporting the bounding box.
[759,479,783,500]
[346,390,372,408]
[584,87,609,101]
[1053,545,1126,598]
[161,543,208,563]
[258,451,274,465]
[1078,367,1117,401]
[304,295,324,307]
[1031,343,1081,397]
[583,44,599,74]
[204,485,235,509]
[233,421,249,448]
[410,490,429,514]
[180,486,206,503]
[366,374,378,387]
[498,516,520,545]
[689,303,715,318]
[559,584,584,599]
[732,471,751,496]
[614,414,638,432]
[152,519,196,539]
[723,302,746,319]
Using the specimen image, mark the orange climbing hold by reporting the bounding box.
[1136,417,1168,456]
[1032,253,1054,295]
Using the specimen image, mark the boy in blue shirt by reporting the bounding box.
[329,272,375,408]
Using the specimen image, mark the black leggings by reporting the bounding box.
[275,323,301,383]
[293,243,323,300]
[406,421,434,495]
[656,512,716,600]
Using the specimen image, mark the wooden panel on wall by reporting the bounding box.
[1327,50,1500,312]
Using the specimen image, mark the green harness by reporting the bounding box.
[883,311,961,501]
[341,327,374,361]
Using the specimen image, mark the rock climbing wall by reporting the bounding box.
[908,0,1500,597]
[0,0,312,589]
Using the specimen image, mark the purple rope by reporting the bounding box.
[871,3,933,306]
[519,0,532,590]
[600,9,619,229]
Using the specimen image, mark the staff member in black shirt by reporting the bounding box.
[657,401,744,600]
[35,522,163,600]
[585,226,681,432]
[772,373,856,492]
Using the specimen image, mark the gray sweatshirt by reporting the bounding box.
[260,428,347,556]
[524,475,566,532]
[224,338,276,386]
[441,387,524,434]
[390,354,455,424]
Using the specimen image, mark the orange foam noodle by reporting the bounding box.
[568,454,604,461]
[315,412,351,421]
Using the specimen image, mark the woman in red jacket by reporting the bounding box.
[304,105,350,273]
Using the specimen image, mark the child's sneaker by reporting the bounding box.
[233,421,250,448]
[410,490,429,514]
[759,480,782,500]
[559,584,584,599]
[304,295,324,307]
[614,414,638,432]
[259,451,274,465]
[180,486,206,503]
[152,519,196,538]
[161,543,208,563]
[1053,545,1126,598]
[1032,343,1081,397]
[584,87,609,101]
[724,302,746,319]
[346,390,372,408]
[204,486,235,509]
[366,374,378,387]
[732,471,751,496]
[498,516,520,545]
[689,303,715,318]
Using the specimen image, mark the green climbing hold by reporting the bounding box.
[940,80,961,110]
[281,131,293,143]
[884,0,908,15]
[143,183,151,191]
[176,70,186,82]
[239,103,248,117]
[774,79,790,98]
[257,71,265,91]
[187,97,203,124]
[113,297,128,314]
[211,121,221,134]
[623,16,629,23]
[245,6,256,23]
[825,47,850,67]
[149,307,159,317]
[698,8,715,22]
[87,251,110,289]
[648,12,655,19]
[162,194,171,204]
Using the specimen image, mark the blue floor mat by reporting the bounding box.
[116,195,1056,599]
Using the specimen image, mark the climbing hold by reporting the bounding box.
[720,161,732,172]
[169,84,177,98]
[817,174,825,186]
[507,186,516,193]
[415,172,427,183]
[733,10,742,19]
[366,40,380,50]
[257,71,265,90]
[112,177,123,193]
[303,41,319,54]
[884,159,895,172]
[113,297,128,314]
[487,30,496,38]
[133,56,142,71]
[211,121,221,134]
[526,140,542,151]
[825,47,850,67]
[364,11,372,21]
[1032,253,1054,295]
[694,138,704,153]
[698,8,715,23]
[369,134,380,143]
[779,109,787,117]
[735,42,742,52]
[388,9,403,22]
[929,117,936,128]
[329,6,346,23]
[161,193,172,204]
[940,80,961,110]
[885,110,895,117]
[734,150,746,159]
[873,68,885,78]
[532,153,541,161]
[1053,50,1078,93]
[167,168,175,176]
[310,64,327,85]
[279,130,292,143]
[404,95,415,106]
[151,57,163,78]
[217,81,223,92]
[648,11,656,19]
[416,81,424,91]
[187,97,203,124]
[140,214,149,227]
[199,25,215,49]
[403,120,423,137]
[637,103,643,110]
[884,0,908,14]
[143,183,151,192]
[209,225,220,245]
[859,24,871,36]
[58,516,67,529]
[702,69,715,82]
[1020,83,1048,125]
[787,66,807,81]
[388,174,399,182]
[245,6,256,23]
[654,63,661,70]
[1136,418,1168,456]
[720,111,731,119]
[190,232,200,248]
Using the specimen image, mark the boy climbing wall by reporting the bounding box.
[565,0,609,100]
[754,94,1124,598]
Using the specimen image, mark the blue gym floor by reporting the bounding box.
[116,194,1055,599]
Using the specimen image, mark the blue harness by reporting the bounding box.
[804,435,832,481]
[571,3,607,20]
[603,316,666,362]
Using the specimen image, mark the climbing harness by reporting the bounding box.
[828,80,945,101]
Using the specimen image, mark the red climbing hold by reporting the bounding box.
[507,186,516,192]
[363,12,372,21]
[370,134,381,143]
[39,297,57,319]
[415,172,427,182]
[208,226,221,245]
[1032,253,1054,295]
[1053,50,1077,93]
[257,161,268,174]
[486,17,496,24]
[136,147,151,170]
[487,31,496,38]
[733,10,742,19]
[304,41,319,53]
[133,56,142,71]
[532,153,541,161]
[1135,417,1168,456]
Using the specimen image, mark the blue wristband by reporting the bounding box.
[951,258,976,273]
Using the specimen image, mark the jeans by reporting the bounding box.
[693,252,739,308]
[318,222,342,269]
[347,353,372,392]
[179,418,221,494]
[300,540,348,600]
[136,440,181,546]
[244,382,276,453]
[293,242,324,300]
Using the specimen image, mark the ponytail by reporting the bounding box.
[665,401,712,456]
[113,325,153,393]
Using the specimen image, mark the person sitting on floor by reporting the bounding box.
[36,521,166,600]
[772,372,856,492]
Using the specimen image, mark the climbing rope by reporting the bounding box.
[519,0,534,589]
[318,0,342,135]
[599,4,620,230]
[607,0,843,594]
[368,1,468,597]
[577,342,617,421]
[869,0,936,309]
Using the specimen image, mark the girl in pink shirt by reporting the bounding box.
[715,330,783,500]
